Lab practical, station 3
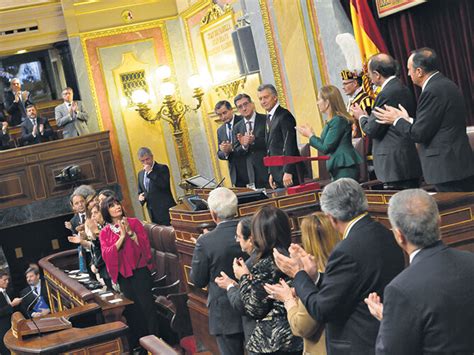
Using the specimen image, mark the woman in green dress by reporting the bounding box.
[297,85,362,181]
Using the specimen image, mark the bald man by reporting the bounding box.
[352,54,422,190]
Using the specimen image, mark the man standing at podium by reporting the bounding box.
[257,84,301,188]
[20,266,50,318]
[0,270,22,354]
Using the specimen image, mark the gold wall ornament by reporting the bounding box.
[214,76,247,99]
[200,2,232,25]
[132,71,204,194]
[120,70,149,107]
[258,0,287,107]
[121,10,134,23]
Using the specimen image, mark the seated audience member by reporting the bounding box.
[215,217,257,354]
[190,188,245,355]
[233,206,303,354]
[98,189,116,205]
[100,196,158,349]
[4,78,32,126]
[0,121,11,150]
[20,266,50,318]
[373,47,474,191]
[365,189,474,354]
[274,178,404,355]
[297,85,362,181]
[20,104,53,146]
[55,87,90,138]
[264,212,341,354]
[0,270,22,355]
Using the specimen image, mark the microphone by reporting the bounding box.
[20,288,34,300]
[215,177,226,188]
[26,292,42,337]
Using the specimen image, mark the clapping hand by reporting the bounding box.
[39,123,44,135]
[215,271,237,290]
[219,141,233,155]
[289,243,319,281]
[264,279,295,303]
[364,292,383,321]
[296,123,314,138]
[373,104,409,125]
[273,248,304,278]
[232,257,250,280]
[351,103,368,120]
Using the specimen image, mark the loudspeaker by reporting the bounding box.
[232,26,260,75]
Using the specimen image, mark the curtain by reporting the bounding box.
[340,0,473,126]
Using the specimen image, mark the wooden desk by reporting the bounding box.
[39,250,132,323]
[170,189,474,353]
[5,321,128,354]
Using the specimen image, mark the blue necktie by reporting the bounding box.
[144,173,150,191]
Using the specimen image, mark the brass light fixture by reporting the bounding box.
[132,65,204,194]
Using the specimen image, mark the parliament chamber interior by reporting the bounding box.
[0,0,473,354]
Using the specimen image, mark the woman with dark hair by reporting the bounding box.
[233,206,303,354]
[215,217,257,353]
[264,212,341,354]
[97,189,116,205]
[99,196,157,349]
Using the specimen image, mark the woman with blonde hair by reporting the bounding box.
[297,85,362,181]
[264,212,341,354]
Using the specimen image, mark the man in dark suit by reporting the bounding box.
[190,187,245,355]
[215,100,249,187]
[374,47,474,191]
[353,53,422,189]
[20,104,54,146]
[274,178,405,355]
[365,189,474,354]
[0,270,22,354]
[137,147,176,226]
[20,266,50,318]
[4,78,33,126]
[257,84,301,189]
[233,93,268,188]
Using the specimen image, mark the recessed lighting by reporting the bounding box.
[16,49,27,54]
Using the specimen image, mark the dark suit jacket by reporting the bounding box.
[217,115,249,187]
[233,112,269,188]
[395,73,474,184]
[0,130,10,150]
[376,241,474,354]
[70,213,82,233]
[19,281,50,317]
[138,162,176,226]
[360,78,422,183]
[4,90,33,126]
[0,289,15,353]
[266,105,302,187]
[190,220,245,336]
[293,215,405,355]
[20,116,53,146]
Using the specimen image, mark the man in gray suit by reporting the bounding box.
[353,53,422,189]
[55,87,90,138]
[190,187,245,355]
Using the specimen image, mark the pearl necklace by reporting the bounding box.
[109,223,121,235]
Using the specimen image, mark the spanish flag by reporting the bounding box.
[350,0,388,96]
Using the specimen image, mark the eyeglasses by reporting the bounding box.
[236,101,251,110]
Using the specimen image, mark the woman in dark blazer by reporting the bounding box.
[297,85,362,181]
[233,206,303,355]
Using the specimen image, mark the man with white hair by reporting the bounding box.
[274,178,404,355]
[365,189,474,354]
[190,187,245,354]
